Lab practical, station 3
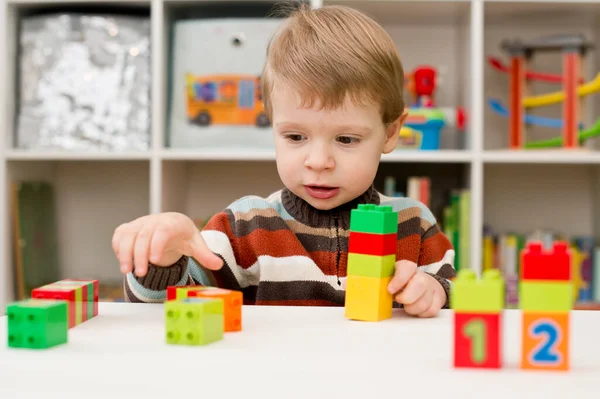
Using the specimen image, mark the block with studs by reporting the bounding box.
[165,298,224,346]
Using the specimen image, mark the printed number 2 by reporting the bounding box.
[463,319,487,364]
[530,320,561,364]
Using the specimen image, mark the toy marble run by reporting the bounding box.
[488,34,600,149]
[399,66,466,150]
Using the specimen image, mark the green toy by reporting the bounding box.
[525,117,600,148]
[165,297,224,346]
[450,269,505,312]
[7,299,68,349]
[349,204,398,235]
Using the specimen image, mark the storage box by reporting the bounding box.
[167,18,283,149]
[16,13,151,152]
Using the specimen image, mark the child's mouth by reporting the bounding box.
[304,185,340,200]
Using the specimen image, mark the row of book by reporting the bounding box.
[482,228,600,307]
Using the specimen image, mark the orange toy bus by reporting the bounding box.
[185,74,270,128]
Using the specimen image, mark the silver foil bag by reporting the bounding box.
[16,14,151,151]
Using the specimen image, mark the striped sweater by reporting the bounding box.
[124,185,456,307]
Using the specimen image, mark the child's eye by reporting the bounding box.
[285,134,305,142]
[337,136,359,145]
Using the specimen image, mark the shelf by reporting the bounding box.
[382,150,472,163]
[482,150,600,164]
[160,148,276,161]
[5,150,152,161]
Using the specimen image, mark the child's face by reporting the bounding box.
[271,84,404,210]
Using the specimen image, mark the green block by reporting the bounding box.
[450,269,504,312]
[7,299,68,349]
[165,298,224,346]
[519,281,572,311]
[347,253,395,278]
[350,204,398,234]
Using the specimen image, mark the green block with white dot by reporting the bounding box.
[165,297,224,346]
[7,299,68,349]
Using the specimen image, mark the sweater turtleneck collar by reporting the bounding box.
[281,184,381,230]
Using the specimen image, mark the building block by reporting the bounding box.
[519,281,573,311]
[32,279,99,328]
[454,312,501,369]
[188,288,243,332]
[347,253,395,278]
[348,231,396,256]
[450,269,505,312]
[521,241,571,281]
[349,204,398,234]
[167,285,211,301]
[6,299,68,349]
[521,311,569,371]
[344,275,393,321]
[165,297,224,345]
[51,279,99,317]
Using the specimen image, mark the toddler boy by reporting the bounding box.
[112,4,456,317]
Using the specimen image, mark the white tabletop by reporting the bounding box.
[0,303,598,398]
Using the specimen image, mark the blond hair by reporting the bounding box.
[261,3,405,126]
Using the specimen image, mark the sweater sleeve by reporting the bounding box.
[417,223,456,309]
[123,211,245,303]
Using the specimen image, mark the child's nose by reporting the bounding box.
[304,147,335,170]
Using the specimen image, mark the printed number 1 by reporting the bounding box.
[463,319,487,364]
[530,320,561,364]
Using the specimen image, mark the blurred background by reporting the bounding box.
[0,0,598,310]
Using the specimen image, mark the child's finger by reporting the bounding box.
[149,225,170,264]
[133,224,154,277]
[403,283,433,315]
[191,233,224,270]
[394,271,427,305]
[118,231,136,274]
[387,260,417,294]
[417,290,444,318]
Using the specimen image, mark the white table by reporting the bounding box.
[0,303,598,398]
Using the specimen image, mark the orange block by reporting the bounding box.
[521,312,569,371]
[189,288,243,332]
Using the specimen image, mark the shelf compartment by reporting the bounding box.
[6,160,150,302]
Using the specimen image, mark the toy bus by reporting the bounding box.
[185,74,270,128]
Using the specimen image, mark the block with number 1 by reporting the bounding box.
[450,269,505,369]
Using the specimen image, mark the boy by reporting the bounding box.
[112,4,456,317]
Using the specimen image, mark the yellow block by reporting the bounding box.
[344,275,393,321]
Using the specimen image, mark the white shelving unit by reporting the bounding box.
[1,0,599,311]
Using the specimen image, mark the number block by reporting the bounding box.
[521,311,569,371]
[165,297,224,346]
[32,279,99,328]
[344,275,393,321]
[348,231,397,256]
[347,253,395,278]
[521,241,571,281]
[188,288,243,332]
[7,299,68,349]
[454,312,501,369]
[519,281,573,311]
[349,204,398,234]
[450,269,505,312]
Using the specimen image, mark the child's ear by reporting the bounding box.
[383,109,408,153]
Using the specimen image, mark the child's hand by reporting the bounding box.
[387,260,446,318]
[112,212,223,277]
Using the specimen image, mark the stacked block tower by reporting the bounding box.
[344,204,398,322]
[6,278,99,349]
[520,241,573,371]
[451,269,505,368]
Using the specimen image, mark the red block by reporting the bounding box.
[454,312,501,369]
[521,241,571,281]
[348,231,396,256]
[31,288,77,328]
